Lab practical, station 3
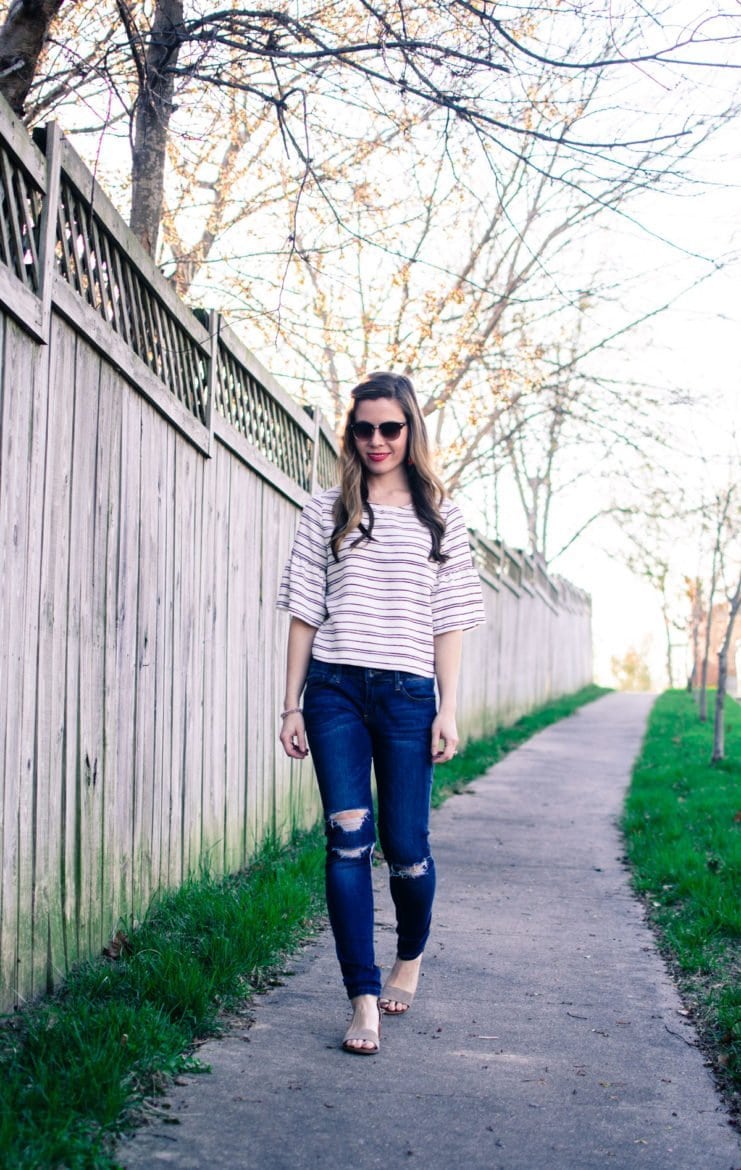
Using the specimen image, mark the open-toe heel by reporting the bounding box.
[379,982,415,1015]
[341,999,381,1055]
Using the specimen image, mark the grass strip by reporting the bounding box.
[431,683,611,806]
[0,832,326,1169]
[0,683,609,1168]
[622,689,741,1113]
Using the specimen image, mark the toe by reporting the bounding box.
[380,997,408,1014]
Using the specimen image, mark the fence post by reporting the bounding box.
[206,310,220,456]
[37,122,63,345]
[310,408,322,494]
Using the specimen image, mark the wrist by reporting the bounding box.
[437,702,457,717]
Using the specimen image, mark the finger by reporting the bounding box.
[289,726,308,754]
[434,737,458,763]
[286,741,308,759]
[430,719,443,759]
[280,730,306,759]
[432,742,448,762]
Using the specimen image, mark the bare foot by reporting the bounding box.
[380,955,422,1014]
[342,994,381,1053]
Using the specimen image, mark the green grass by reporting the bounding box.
[0,832,326,1169]
[0,683,609,1168]
[622,689,741,1110]
[431,683,610,806]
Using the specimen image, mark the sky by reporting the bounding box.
[550,218,740,689]
[455,101,741,691]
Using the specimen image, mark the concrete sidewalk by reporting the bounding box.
[121,693,740,1170]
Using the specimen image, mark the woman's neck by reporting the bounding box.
[366,474,412,507]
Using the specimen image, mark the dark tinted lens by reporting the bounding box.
[379,422,404,439]
[350,421,405,440]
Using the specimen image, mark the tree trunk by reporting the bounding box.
[0,0,67,115]
[712,646,728,762]
[711,572,741,763]
[661,597,674,687]
[699,582,716,721]
[700,491,732,721]
[129,0,184,256]
[687,577,702,692]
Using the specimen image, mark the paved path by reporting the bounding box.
[121,693,740,1170]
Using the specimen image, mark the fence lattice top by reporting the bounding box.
[0,134,43,292]
[0,107,337,493]
[56,167,210,425]
[215,342,315,491]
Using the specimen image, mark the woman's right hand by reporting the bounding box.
[280,711,309,759]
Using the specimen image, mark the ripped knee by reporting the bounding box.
[389,857,431,879]
[326,807,374,861]
[328,808,370,834]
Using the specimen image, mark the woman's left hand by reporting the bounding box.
[430,711,459,763]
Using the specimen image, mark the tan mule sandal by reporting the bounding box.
[379,983,415,1015]
[341,1002,381,1055]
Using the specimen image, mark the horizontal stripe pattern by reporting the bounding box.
[277,487,485,677]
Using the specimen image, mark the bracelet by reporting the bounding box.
[280,707,303,720]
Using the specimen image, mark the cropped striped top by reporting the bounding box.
[277,486,485,678]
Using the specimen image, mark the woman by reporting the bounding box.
[278,372,484,1055]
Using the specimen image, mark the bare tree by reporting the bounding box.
[603,480,692,687]
[0,1,736,585]
[120,0,184,253]
[1,0,739,253]
[611,460,740,734]
[0,0,67,114]
[703,484,741,761]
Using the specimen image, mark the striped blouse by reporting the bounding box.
[277,487,485,677]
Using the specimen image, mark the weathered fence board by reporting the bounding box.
[35,317,75,989]
[1,317,40,1001]
[133,398,162,914]
[0,99,591,1009]
[95,360,122,948]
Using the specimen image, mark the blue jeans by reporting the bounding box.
[303,659,437,999]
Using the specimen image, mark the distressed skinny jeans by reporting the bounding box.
[302,659,437,1000]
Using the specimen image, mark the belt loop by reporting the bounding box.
[394,672,402,692]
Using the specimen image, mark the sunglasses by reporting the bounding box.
[350,421,408,441]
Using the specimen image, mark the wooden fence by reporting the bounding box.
[0,98,591,1010]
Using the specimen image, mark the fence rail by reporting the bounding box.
[0,97,591,1011]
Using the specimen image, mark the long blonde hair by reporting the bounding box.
[331,372,449,562]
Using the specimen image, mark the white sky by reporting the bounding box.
[456,115,741,690]
[548,219,740,688]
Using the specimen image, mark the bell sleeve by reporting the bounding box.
[431,503,486,635]
[277,496,329,628]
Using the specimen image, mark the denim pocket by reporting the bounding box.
[305,659,340,688]
[397,673,436,703]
